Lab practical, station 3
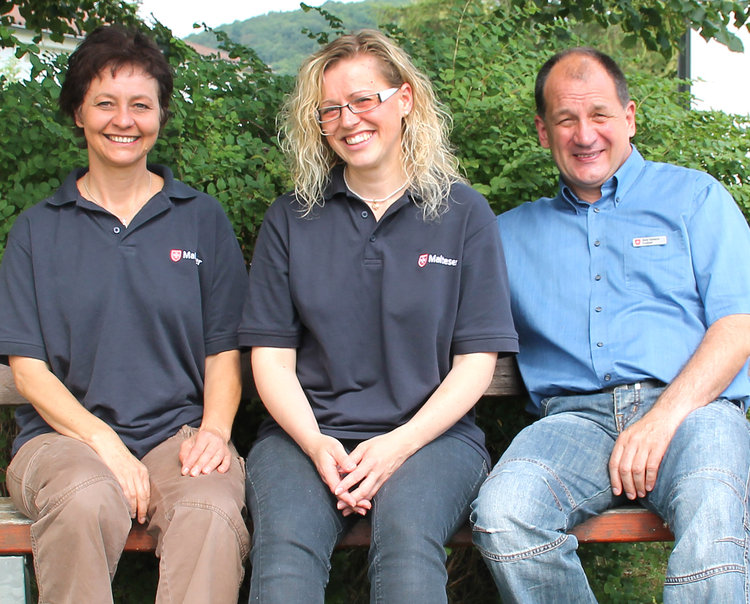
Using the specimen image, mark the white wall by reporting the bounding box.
[691,26,750,115]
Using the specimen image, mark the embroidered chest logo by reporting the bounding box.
[417,253,458,268]
[170,249,203,266]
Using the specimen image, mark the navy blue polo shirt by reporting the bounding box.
[0,165,247,458]
[239,166,518,463]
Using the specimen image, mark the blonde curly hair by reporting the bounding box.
[279,29,463,220]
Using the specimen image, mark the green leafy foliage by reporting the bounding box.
[580,541,671,603]
[0,52,86,260]
[146,24,292,258]
[1,0,141,49]
[514,0,749,56]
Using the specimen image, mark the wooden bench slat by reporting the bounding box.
[484,355,524,397]
[570,507,673,543]
[0,365,28,408]
[335,507,674,549]
[0,499,157,554]
[0,496,672,554]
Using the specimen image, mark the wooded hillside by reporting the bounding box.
[185,0,410,73]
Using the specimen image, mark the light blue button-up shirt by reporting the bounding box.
[498,147,750,413]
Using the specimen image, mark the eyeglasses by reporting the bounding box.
[316,87,400,124]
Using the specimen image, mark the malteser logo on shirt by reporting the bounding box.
[417,253,458,268]
[170,249,203,266]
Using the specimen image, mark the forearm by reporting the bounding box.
[652,313,750,421]
[9,355,151,518]
[251,346,358,504]
[201,349,242,442]
[609,313,750,498]
[392,351,498,454]
[251,346,322,454]
[9,355,120,450]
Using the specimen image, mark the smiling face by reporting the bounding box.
[319,54,412,178]
[75,65,161,172]
[535,54,636,203]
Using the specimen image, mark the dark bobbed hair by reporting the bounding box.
[59,25,173,128]
[535,47,630,118]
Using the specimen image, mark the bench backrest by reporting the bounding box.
[0,355,528,408]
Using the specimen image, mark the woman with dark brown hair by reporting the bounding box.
[0,26,248,602]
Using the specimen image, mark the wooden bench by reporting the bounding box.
[0,358,673,599]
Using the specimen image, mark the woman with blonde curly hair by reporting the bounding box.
[239,29,517,602]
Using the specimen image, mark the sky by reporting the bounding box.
[136,0,750,116]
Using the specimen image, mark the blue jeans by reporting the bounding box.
[246,432,487,603]
[471,386,750,603]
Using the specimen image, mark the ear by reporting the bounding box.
[398,82,413,117]
[625,100,636,139]
[74,107,84,129]
[534,115,550,149]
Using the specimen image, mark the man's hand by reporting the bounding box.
[179,427,232,476]
[608,405,681,499]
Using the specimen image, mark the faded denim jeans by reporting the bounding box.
[471,385,750,603]
[246,431,487,604]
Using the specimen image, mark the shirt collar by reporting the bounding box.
[558,145,644,212]
[46,164,197,209]
[324,164,349,201]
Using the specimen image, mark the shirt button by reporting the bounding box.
[595,274,601,281]
[595,306,602,312]
[593,207,601,213]
[113,226,121,234]
[369,235,376,242]
[597,341,604,347]
[361,211,368,219]
[604,374,612,381]
[594,240,601,247]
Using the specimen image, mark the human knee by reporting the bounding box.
[372,511,445,560]
[471,459,571,556]
[49,474,131,539]
[472,459,554,528]
[175,487,246,530]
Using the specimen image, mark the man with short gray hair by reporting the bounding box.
[472,47,750,602]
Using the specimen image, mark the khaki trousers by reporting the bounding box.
[7,426,250,604]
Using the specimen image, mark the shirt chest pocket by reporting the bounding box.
[623,229,690,296]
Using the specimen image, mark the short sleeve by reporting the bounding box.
[238,198,301,349]
[0,214,48,365]
[687,178,750,324]
[451,189,518,355]
[202,202,248,356]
